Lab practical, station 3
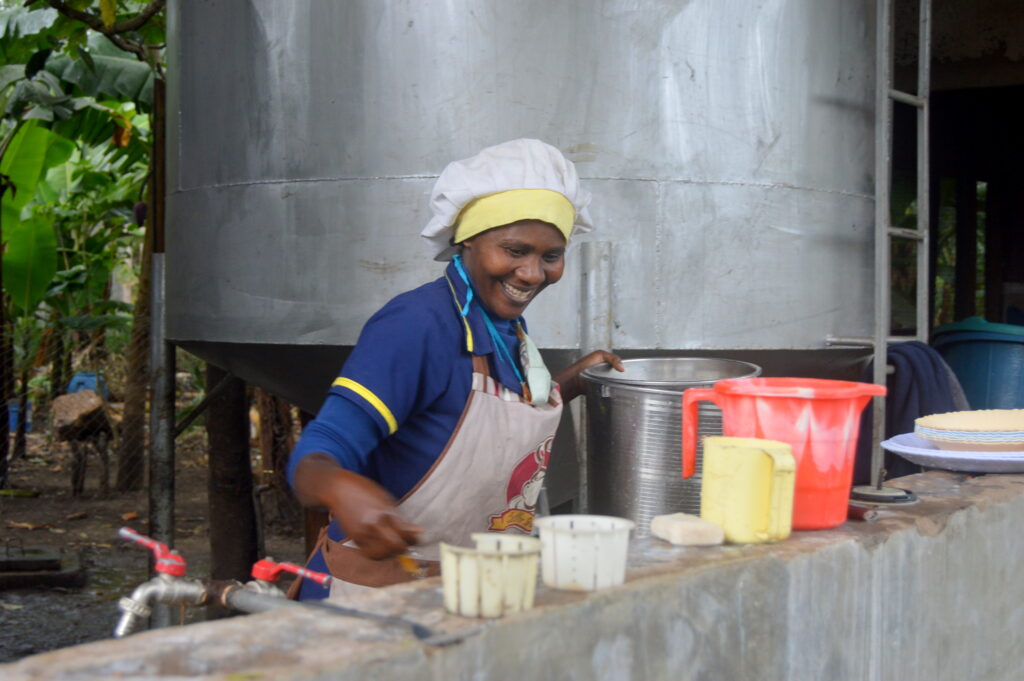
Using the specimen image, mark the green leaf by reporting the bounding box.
[58,313,130,331]
[0,7,59,40]
[1,121,47,209]
[45,34,154,106]
[0,64,24,94]
[36,161,71,203]
[75,44,96,72]
[3,214,58,314]
[22,105,53,121]
[51,103,115,146]
[42,132,74,168]
[0,121,74,223]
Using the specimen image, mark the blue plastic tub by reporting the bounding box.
[7,402,32,432]
[66,371,110,399]
[932,317,1024,409]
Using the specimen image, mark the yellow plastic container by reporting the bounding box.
[699,436,796,543]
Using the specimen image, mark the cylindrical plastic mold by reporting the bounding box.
[534,515,634,591]
[440,534,540,618]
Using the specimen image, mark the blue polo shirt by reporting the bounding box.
[287,261,525,598]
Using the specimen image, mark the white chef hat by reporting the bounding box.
[420,138,593,261]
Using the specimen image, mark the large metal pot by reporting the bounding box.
[581,358,761,534]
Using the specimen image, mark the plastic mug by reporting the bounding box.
[700,437,795,543]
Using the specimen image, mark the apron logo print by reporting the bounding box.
[488,436,553,532]
[488,509,536,533]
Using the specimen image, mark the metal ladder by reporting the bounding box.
[868,0,932,488]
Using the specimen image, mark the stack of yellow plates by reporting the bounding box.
[914,409,1024,452]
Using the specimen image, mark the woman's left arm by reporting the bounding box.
[553,350,625,402]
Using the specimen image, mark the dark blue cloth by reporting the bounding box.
[288,261,524,599]
[854,341,958,483]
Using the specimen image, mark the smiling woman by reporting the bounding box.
[459,220,566,320]
[286,139,622,601]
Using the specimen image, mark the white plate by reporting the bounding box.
[882,433,1024,473]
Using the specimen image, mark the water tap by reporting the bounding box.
[114,527,205,638]
[249,558,332,594]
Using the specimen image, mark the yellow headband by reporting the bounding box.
[453,189,575,245]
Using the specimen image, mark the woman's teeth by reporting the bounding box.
[502,281,533,302]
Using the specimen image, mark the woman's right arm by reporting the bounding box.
[288,395,421,559]
[289,291,453,559]
[291,453,421,559]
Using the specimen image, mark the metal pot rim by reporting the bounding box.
[581,357,762,394]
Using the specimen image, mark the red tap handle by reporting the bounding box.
[251,558,332,588]
[119,527,187,577]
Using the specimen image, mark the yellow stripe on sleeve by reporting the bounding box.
[332,377,398,435]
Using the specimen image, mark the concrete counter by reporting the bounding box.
[4,471,1023,680]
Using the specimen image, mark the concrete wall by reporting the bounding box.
[4,472,1023,680]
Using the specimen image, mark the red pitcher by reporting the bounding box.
[682,378,885,530]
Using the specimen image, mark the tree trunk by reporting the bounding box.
[0,324,8,489]
[205,363,258,620]
[254,388,301,530]
[116,78,165,492]
[0,175,15,487]
[115,221,151,491]
[0,283,9,488]
[13,366,29,461]
[49,329,67,404]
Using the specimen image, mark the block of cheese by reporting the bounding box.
[650,513,724,546]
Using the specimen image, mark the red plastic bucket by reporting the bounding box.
[682,378,885,530]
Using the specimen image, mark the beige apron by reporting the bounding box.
[293,354,563,599]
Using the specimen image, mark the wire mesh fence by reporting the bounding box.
[0,323,310,659]
[1,327,303,528]
[0,315,306,553]
[0,312,149,497]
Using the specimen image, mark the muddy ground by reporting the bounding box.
[0,430,307,664]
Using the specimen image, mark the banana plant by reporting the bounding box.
[0,0,163,487]
[1,120,73,312]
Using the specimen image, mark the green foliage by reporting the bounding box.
[0,6,59,64]
[0,120,74,231]
[46,33,154,107]
[0,0,161,394]
[3,214,57,313]
[0,6,58,38]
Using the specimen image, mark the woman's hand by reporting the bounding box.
[553,350,625,402]
[293,454,422,559]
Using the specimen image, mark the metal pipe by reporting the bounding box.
[916,0,932,342]
[887,89,924,107]
[223,586,294,615]
[218,582,437,641]
[888,227,926,240]
[148,252,176,629]
[579,242,613,354]
[173,371,235,438]
[872,0,895,489]
[576,241,612,513]
[825,335,918,348]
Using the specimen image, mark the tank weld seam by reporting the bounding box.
[171,177,871,199]
[583,176,872,200]
[170,174,441,193]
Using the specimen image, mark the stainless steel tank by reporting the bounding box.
[165,0,876,413]
[581,358,761,533]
